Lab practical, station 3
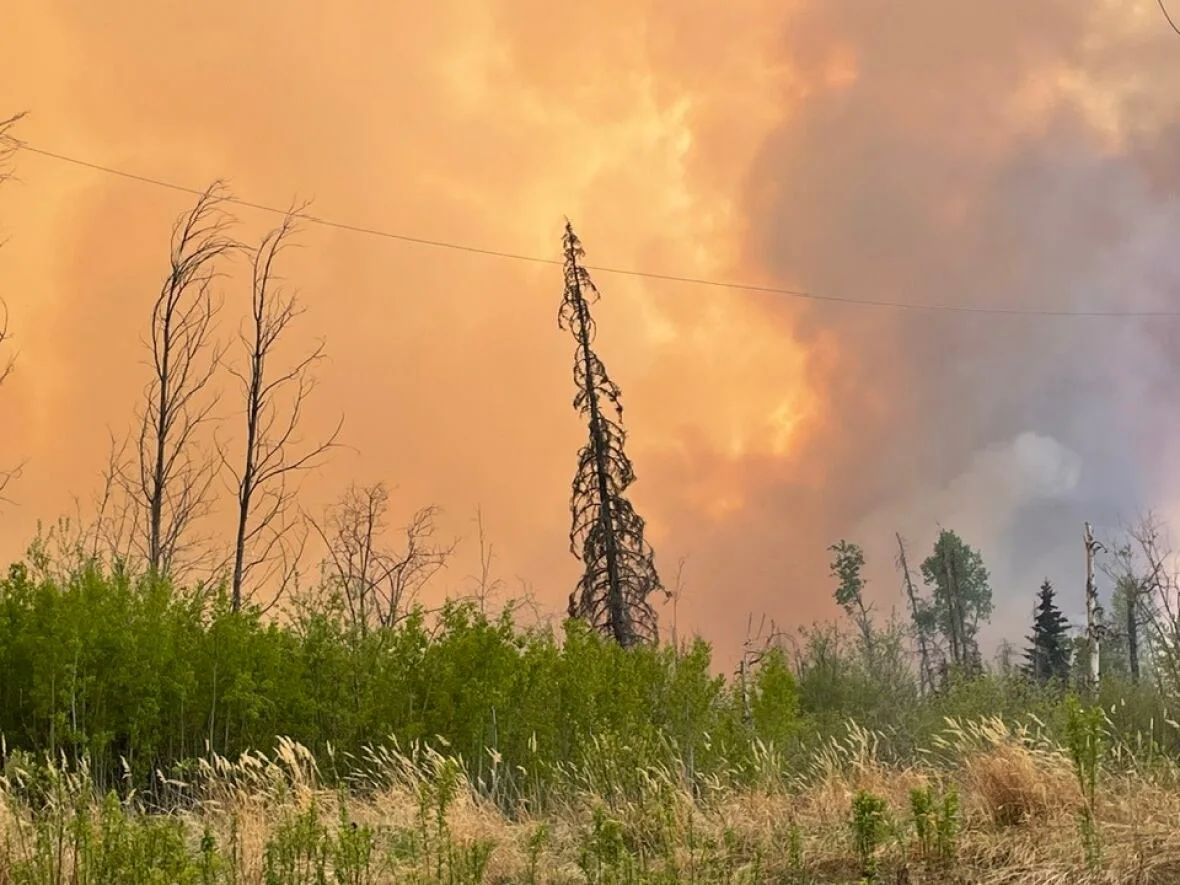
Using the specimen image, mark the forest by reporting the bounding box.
[4,115,1180,883]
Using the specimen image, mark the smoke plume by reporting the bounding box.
[2,2,1180,667]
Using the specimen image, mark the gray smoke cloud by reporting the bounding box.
[741,0,1180,647]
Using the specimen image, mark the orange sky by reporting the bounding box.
[4,1,1180,669]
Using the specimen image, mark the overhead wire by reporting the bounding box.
[14,140,1180,318]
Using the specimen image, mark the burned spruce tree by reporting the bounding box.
[559,221,663,648]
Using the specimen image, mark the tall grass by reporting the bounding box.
[3,714,1180,883]
[5,558,1180,880]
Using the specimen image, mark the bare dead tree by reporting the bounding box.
[308,482,454,635]
[109,184,236,580]
[0,112,22,170]
[560,221,665,648]
[85,432,141,567]
[1128,513,1180,693]
[667,555,689,652]
[1084,521,1106,691]
[895,532,936,696]
[220,211,342,611]
[464,506,504,616]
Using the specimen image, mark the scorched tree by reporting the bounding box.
[559,221,663,648]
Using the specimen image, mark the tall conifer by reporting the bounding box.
[1024,579,1072,684]
[559,222,663,647]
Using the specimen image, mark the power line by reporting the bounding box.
[15,140,1180,318]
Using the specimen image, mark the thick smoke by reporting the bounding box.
[741,1,1180,645]
[4,1,1180,668]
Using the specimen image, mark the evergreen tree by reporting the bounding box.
[1023,578,1071,685]
[559,222,663,648]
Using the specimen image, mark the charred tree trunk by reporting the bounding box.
[560,221,663,648]
[574,289,628,642]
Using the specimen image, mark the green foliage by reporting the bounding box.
[909,783,958,866]
[3,787,200,885]
[6,552,1178,808]
[577,804,633,883]
[828,540,867,620]
[919,529,993,672]
[1065,695,1107,870]
[4,549,1180,882]
[849,789,889,881]
[790,621,919,740]
[10,552,1180,882]
[523,822,548,885]
[748,647,800,744]
[0,562,756,805]
[264,800,330,884]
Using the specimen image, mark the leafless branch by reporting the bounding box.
[1125,512,1180,693]
[307,483,455,635]
[0,113,28,504]
[504,577,547,628]
[109,183,238,582]
[666,554,689,651]
[84,431,141,567]
[219,208,342,612]
[0,303,20,504]
[460,506,505,616]
[0,300,12,390]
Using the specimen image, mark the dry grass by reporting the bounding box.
[3,721,1180,883]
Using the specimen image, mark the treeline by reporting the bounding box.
[826,517,1180,735]
[0,543,1174,803]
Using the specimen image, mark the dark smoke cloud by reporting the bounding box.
[743,1,1180,643]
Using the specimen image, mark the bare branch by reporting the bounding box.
[0,303,20,504]
[106,183,239,582]
[225,208,343,611]
[1125,511,1180,694]
[307,483,455,635]
[0,113,29,504]
[462,506,505,616]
